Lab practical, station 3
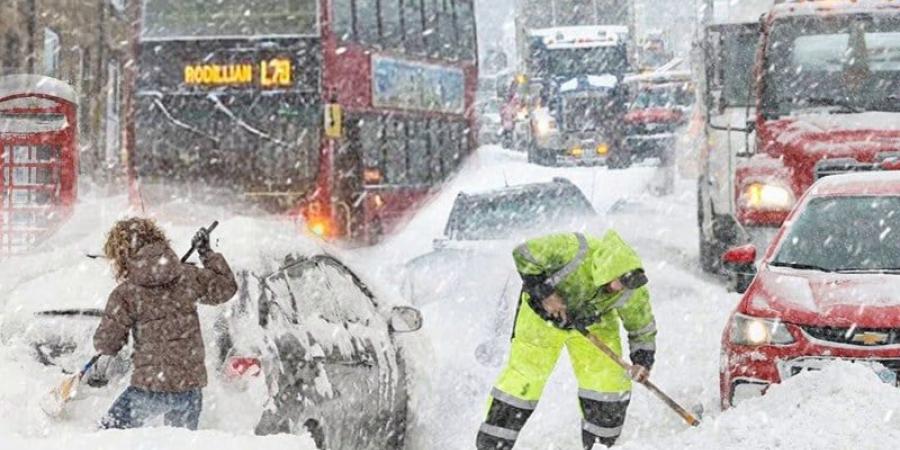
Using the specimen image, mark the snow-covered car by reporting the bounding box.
[402,178,597,306]
[719,171,900,409]
[0,232,422,449]
[213,252,423,449]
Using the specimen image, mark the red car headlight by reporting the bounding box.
[730,313,795,346]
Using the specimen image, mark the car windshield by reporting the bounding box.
[142,0,318,39]
[762,13,900,116]
[447,185,596,241]
[772,196,900,272]
[631,85,693,109]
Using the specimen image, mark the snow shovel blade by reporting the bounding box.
[40,355,101,418]
[39,374,81,417]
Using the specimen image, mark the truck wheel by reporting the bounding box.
[608,151,632,170]
[501,130,513,150]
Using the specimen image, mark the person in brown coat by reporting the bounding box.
[94,218,237,430]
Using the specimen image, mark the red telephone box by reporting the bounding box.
[0,75,78,256]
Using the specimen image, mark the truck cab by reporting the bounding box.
[523,26,632,166]
[698,0,900,273]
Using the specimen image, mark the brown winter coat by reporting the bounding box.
[93,242,238,392]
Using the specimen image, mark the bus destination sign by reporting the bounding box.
[183,58,293,88]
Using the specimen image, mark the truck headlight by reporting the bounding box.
[730,313,795,346]
[741,183,795,211]
[533,116,558,137]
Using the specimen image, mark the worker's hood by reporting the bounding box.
[589,230,643,288]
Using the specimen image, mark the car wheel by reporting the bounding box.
[304,419,327,450]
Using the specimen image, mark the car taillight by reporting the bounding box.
[226,357,262,378]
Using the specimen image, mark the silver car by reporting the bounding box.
[215,253,423,449]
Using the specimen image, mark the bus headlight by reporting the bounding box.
[730,313,795,346]
[741,183,795,211]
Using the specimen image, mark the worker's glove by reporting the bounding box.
[630,349,656,372]
[619,269,648,290]
[191,227,212,257]
[628,365,650,383]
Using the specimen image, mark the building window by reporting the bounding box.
[43,28,61,77]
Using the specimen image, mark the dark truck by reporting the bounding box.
[523,26,632,166]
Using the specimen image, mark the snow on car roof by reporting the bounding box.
[810,171,900,197]
[772,0,900,18]
[0,74,77,104]
[459,179,579,200]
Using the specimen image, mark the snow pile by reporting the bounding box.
[622,361,900,450]
[0,427,317,450]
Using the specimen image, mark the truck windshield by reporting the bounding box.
[772,196,900,273]
[763,13,900,117]
[142,0,318,39]
[532,45,630,79]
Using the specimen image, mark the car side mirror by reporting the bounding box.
[389,306,423,333]
[722,245,758,294]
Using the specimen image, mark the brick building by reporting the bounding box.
[0,0,136,181]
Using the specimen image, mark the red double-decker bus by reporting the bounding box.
[129,0,478,243]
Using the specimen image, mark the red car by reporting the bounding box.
[719,170,900,409]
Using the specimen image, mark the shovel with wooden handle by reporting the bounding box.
[39,354,101,417]
[577,328,701,427]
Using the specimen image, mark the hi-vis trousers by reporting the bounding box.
[476,297,632,450]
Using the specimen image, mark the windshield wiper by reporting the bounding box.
[769,261,833,272]
[834,267,900,274]
[802,97,864,114]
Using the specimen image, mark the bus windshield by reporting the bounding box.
[142,0,319,39]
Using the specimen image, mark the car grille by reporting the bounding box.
[802,325,900,347]
[780,357,900,385]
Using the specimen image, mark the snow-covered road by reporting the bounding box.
[1,146,897,449]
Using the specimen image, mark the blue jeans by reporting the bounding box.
[100,386,203,430]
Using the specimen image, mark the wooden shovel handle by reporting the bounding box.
[578,329,700,427]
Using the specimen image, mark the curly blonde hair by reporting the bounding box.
[104,217,169,281]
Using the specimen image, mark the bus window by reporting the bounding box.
[333,0,355,41]
[438,0,458,60]
[385,119,408,185]
[403,0,426,55]
[357,0,380,46]
[381,0,403,51]
[408,120,431,184]
[361,116,384,182]
[439,122,455,180]
[457,0,476,62]
[424,0,441,59]
[427,120,444,180]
